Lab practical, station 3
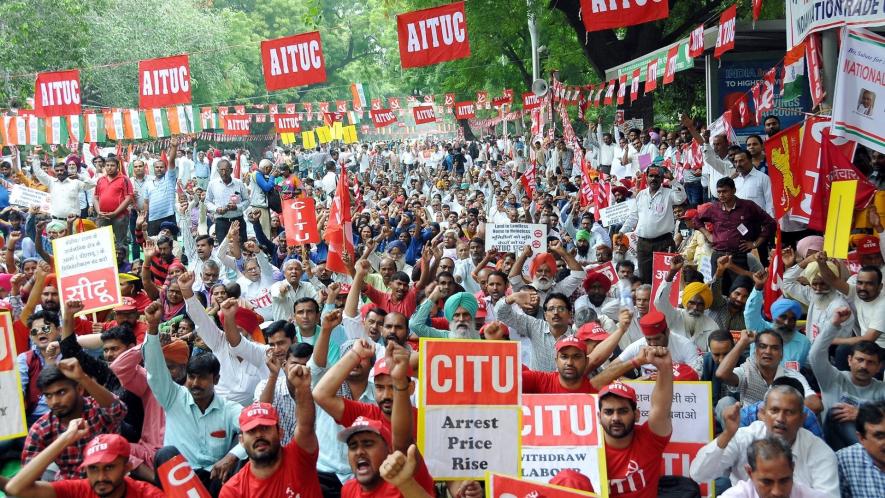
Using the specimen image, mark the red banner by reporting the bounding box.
[412,105,436,124]
[731,93,754,128]
[388,97,401,111]
[33,70,81,117]
[616,74,627,106]
[157,454,211,498]
[223,115,251,135]
[806,33,826,109]
[370,108,397,128]
[650,252,681,313]
[260,31,327,91]
[397,1,470,68]
[422,340,520,406]
[444,93,456,107]
[663,46,679,85]
[138,54,191,109]
[454,101,475,120]
[522,92,541,110]
[714,4,737,59]
[629,68,641,103]
[283,197,320,245]
[488,473,595,498]
[603,80,616,105]
[764,123,802,221]
[689,25,705,58]
[335,100,347,113]
[273,114,301,134]
[644,59,659,94]
[809,130,876,231]
[579,0,668,33]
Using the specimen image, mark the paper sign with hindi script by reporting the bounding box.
[485,223,547,254]
[9,185,51,212]
[52,226,122,316]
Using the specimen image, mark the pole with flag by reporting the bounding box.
[325,164,354,274]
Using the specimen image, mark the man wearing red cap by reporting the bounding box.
[615,309,703,378]
[2,427,163,498]
[220,363,322,498]
[598,348,674,497]
[849,233,884,282]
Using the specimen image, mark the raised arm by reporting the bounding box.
[388,342,414,452]
[814,251,849,296]
[646,348,674,437]
[3,419,92,498]
[716,330,753,386]
[587,310,632,370]
[312,338,374,422]
[285,362,319,453]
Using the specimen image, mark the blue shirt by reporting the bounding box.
[740,401,823,438]
[837,443,885,497]
[146,168,178,221]
[143,334,246,469]
[745,287,812,369]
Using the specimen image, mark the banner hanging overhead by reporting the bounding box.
[454,101,475,120]
[33,70,81,118]
[831,28,885,154]
[786,0,885,49]
[223,115,251,136]
[273,114,301,134]
[138,54,192,109]
[714,4,737,59]
[370,108,397,128]
[579,0,668,32]
[412,105,436,125]
[261,31,327,91]
[397,1,471,68]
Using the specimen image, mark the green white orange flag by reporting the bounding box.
[782,42,806,102]
[145,108,169,137]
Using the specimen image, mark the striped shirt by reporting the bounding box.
[146,168,178,221]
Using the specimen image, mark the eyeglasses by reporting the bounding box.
[545,306,569,313]
[30,324,53,336]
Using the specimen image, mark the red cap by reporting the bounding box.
[337,416,392,446]
[856,235,880,255]
[371,357,414,379]
[672,363,699,381]
[639,310,667,336]
[337,283,352,295]
[550,469,594,493]
[598,381,637,403]
[80,434,130,468]
[681,209,698,220]
[116,296,137,313]
[555,335,587,354]
[239,402,279,432]
[576,322,609,342]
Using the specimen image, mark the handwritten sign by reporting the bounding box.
[599,200,633,227]
[486,223,547,254]
[9,185,51,212]
[0,312,27,441]
[521,394,607,493]
[52,226,122,316]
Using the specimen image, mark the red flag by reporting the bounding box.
[808,130,877,231]
[592,181,610,221]
[578,0,667,32]
[157,454,211,498]
[603,80,616,105]
[616,74,627,105]
[730,93,754,128]
[644,59,658,94]
[689,25,705,58]
[283,197,321,245]
[752,0,764,23]
[663,46,678,85]
[806,33,826,109]
[521,161,536,199]
[34,70,82,117]
[370,109,397,128]
[397,1,470,68]
[762,228,783,322]
[629,68,641,103]
[579,158,594,207]
[764,123,802,220]
[326,165,354,274]
[714,4,737,59]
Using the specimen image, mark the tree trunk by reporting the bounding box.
[458,119,477,141]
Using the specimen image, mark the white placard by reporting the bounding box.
[786,0,885,49]
[52,226,122,315]
[831,28,885,154]
[599,200,634,227]
[9,185,51,212]
[485,223,547,254]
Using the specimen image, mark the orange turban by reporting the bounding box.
[44,273,57,289]
[162,339,190,365]
[529,253,557,277]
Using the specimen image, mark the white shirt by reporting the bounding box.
[848,284,885,348]
[735,167,774,216]
[690,421,840,497]
[32,161,96,218]
[720,479,829,498]
[701,144,735,197]
[620,183,687,239]
[617,331,703,376]
[320,171,338,195]
[270,279,319,321]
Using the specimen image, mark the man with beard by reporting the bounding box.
[496,292,575,372]
[453,237,487,294]
[690,384,839,497]
[219,365,322,498]
[746,270,812,370]
[574,229,595,266]
[810,307,885,451]
[509,241,587,314]
[576,272,619,322]
[599,348,674,498]
[816,258,885,350]
[614,310,703,378]
[21,358,127,481]
[30,155,97,219]
[781,248,852,346]
[409,291,479,339]
[716,331,822,424]
[619,166,686,285]
[654,255,719,351]
[707,256,752,332]
[478,270,508,323]
[144,301,245,496]
[2,430,164,498]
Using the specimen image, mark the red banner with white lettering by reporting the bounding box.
[273,114,301,134]
[412,105,436,124]
[651,253,682,313]
[663,46,679,85]
[397,1,470,68]
[579,0,668,32]
[283,197,320,245]
[714,4,737,59]
[138,54,191,109]
[260,31,327,91]
[223,115,251,136]
[689,25,705,58]
[33,70,81,117]
[157,454,212,498]
[370,108,397,128]
[522,92,541,110]
[422,339,520,406]
[454,101,475,120]
[806,33,826,109]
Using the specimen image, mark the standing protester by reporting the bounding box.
[206,159,250,243]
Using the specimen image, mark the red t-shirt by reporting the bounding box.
[522,370,597,394]
[219,442,322,498]
[337,399,418,440]
[51,477,164,497]
[95,175,133,215]
[364,285,419,316]
[604,423,671,498]
[341,453,435,498]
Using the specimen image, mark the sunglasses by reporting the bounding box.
[30,324,53,336]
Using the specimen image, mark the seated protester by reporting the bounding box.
[338,343,435,498]
[707,257,752,332]
[19,310,63,421]
[377,444,435,498]
[703,330,740,414]
[356,255,434,317]
[21,359,127,481]
[746,270,812,370]
[142,301,246,496]
[219,366,322,498]
[508,242,587,316]
[1,431,164,498]
[716,330,821,426]
[617,284,652,350]
[654,255,719,351]
[102,297,149,343]
[810,307,885,451]
[177,272,266,406]
[575,271,619,322]
[600,349,677,498]
[837,400,885,497]
[689,384,839,496]
[575,310,633,375]
[408,290,479,339]
[270,259,318,321]
[720,435,829,498]
[495,291,576,372]
[815,258,885,349]
[739,377,824,439]
[614,310,703,378]
[780,248,851,344]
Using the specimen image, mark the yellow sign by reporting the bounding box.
[315,125,332,144]
[280,132,296,145]
[301,130,316,149]
[342,125,358,144]
[331,121,343,140]
[824,180,858,259]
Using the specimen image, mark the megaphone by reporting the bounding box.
[531,78,548,97]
